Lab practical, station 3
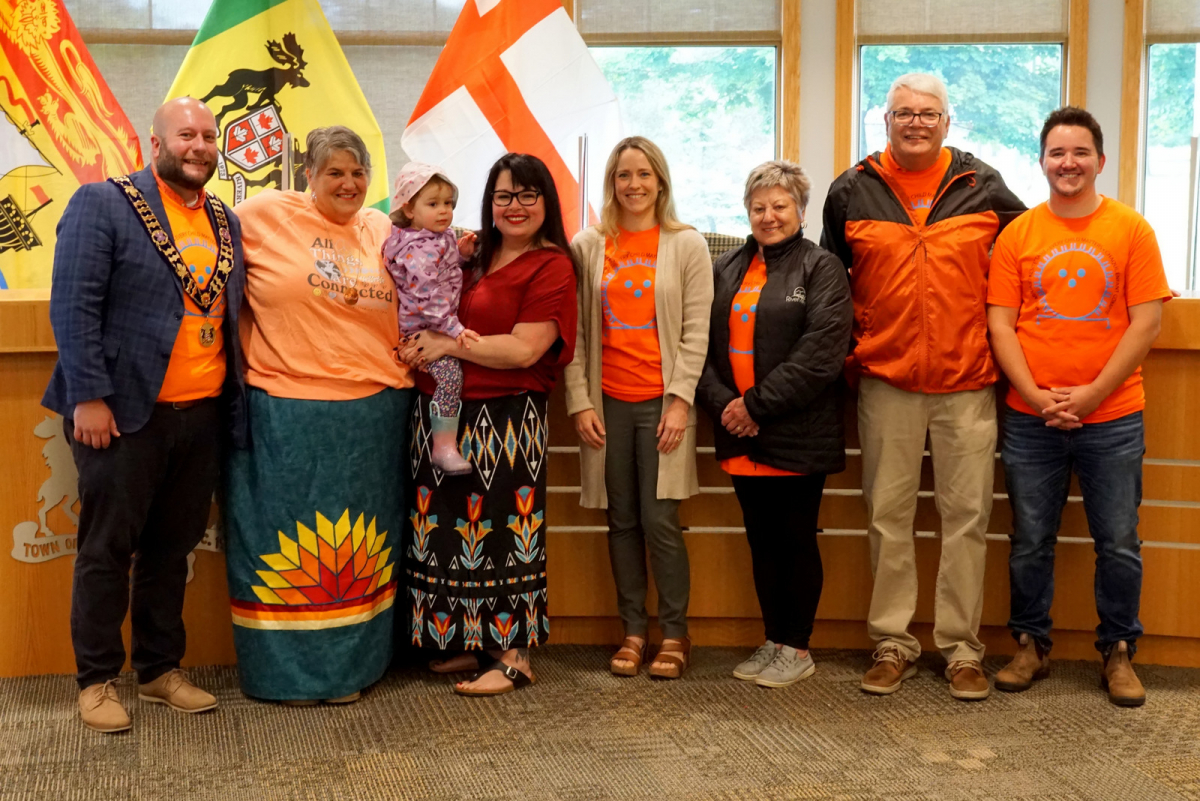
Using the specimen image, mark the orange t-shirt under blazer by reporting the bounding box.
[600,226,665,401]
[155,174,227,403]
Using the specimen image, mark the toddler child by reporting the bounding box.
[383,162,477,475]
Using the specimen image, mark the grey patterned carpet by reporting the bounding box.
[2,646,1199,800]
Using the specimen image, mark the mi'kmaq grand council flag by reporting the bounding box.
[0,0,142,290]
[402,0,623,238]
[165,0,389,212]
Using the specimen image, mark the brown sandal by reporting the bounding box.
[610,636,647,676]
[649,637,690,680]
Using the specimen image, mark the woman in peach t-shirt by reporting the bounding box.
[565,137,714,680]
[224,127,413,706]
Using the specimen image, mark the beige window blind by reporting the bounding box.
[1147,0,1200,39]
[64,0,465,37]
[576,0,782,43]
[857,0,1067,42]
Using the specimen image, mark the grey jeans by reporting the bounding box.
[602,394,690,639]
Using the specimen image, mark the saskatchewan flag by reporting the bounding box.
[165,0,388,211]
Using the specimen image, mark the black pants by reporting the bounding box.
[66,401,221,688]
[731,473,827,650]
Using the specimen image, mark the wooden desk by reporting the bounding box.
[3,290,1199,676]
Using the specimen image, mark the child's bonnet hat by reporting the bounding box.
[392,161,459,208]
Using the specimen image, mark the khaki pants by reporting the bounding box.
[858,378,996,664]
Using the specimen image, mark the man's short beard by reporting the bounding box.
[156,150,216,192]
[1052,180,1086,199]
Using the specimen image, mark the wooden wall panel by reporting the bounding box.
[543,533,1200,639]
[1143,350,1200,460]
[5,296,1200,676]
[1118,0,1147,207]
[780,0,801,162]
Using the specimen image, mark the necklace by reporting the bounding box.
[313,196,368,305]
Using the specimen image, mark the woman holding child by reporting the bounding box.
[397,153,578,696]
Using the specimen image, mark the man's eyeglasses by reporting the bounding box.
[889,110,944,127]
[491,190,543,207]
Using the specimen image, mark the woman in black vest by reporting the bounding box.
[696,160,853,688]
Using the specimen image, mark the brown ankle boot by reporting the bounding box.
[1102,641,1146,707]
[995,633,1050,692]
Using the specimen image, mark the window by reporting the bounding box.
[858,44,1064,208]
[591,46,777,236]
[1143,44,1198,290]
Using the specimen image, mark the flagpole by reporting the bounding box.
[577,134,588,233]
[282,133,293,191]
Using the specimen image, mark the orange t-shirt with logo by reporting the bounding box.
[235,189,412,401]
[879,146,952,225]
[600,226,665,402]
[988,198,1171,423]
[156,176,227,403]
[720,255,800,477]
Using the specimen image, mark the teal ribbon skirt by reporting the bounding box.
[224,386,413,700]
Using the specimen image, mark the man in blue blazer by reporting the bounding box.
[43,97,246,733]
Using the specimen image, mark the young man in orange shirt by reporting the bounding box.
[43,98,246,731]
[987,107,1171,707]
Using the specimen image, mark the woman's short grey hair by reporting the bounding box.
[743,160,812,213]
[886,72,950,115]
[304,126,371,174]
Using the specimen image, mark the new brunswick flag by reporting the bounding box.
[165,0,388,211]
[0,0,143,289]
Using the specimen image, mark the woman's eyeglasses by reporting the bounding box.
[491,190,543,207]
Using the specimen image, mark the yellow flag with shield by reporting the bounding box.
[164,0,388,211]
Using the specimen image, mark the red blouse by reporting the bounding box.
[415,247,578,400]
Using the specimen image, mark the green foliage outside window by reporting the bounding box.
[1144,43,1199,288]
[859,44,1062,206]
[1147,45,1197,149]
[592,47,777,236]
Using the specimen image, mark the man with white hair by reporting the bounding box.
[821,73,1025,700]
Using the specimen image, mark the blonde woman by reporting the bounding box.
[565,136,713,679]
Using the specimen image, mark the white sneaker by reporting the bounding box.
[733,641,778,681]
[755,646,816,688]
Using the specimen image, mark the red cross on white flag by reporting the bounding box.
[401,0,623,238]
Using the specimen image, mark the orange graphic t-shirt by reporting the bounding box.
[720,255,800,477]
[600,226,664,402]
[235,189,412,401]
[156,175,227,403]
[988,197,1171,423]
[879,146,952,225]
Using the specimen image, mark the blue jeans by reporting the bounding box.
[1001,409,1145,658]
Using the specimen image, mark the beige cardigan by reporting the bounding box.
[564,226,714,508]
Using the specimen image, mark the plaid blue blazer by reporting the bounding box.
[42,166,247,446]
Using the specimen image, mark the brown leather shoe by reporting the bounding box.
[1102,641,1146,707]
[946,660,990,701]
[995,633,1051,692]
[79,680,132,733]
[138,669,217,713]
[860,646,918,695]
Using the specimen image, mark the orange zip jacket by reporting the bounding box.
[820,147,1026,394]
